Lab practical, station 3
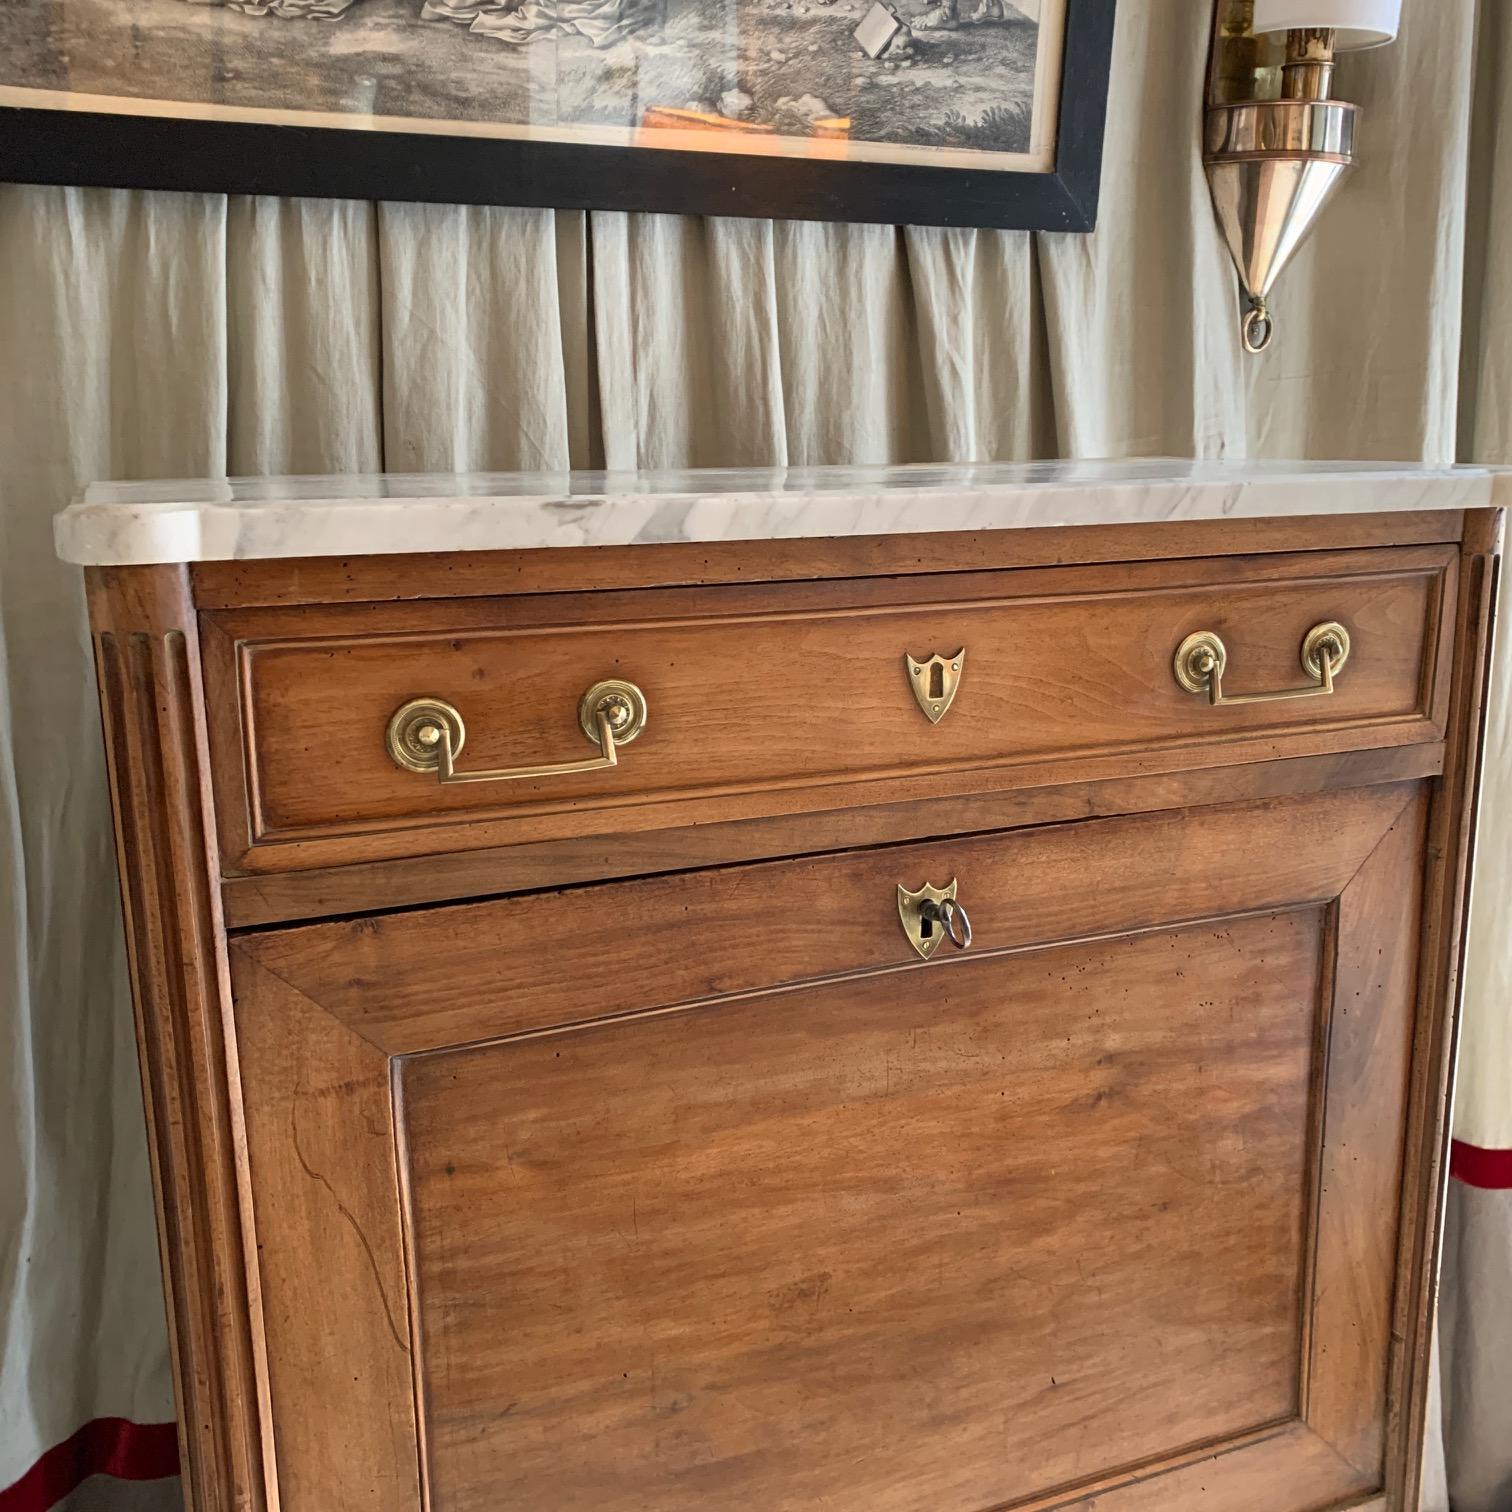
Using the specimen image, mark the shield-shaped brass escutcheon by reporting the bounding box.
[898,877,959,961]
[904,648,965,724]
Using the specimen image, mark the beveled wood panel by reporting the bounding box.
[400,909,1322,1511]
[228,783,1426,1511]
[241,782,1412,1057]
[204,546,1456,874]
[1305,806,1423,1475]
[233,971,419,1512]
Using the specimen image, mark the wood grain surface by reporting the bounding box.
[188,511,1466,610]
[229,782,1426,1511]
[218,743,1445,928]
[401,909,1324,1510]
[87,565,268,1512]
[202,545,1455,875]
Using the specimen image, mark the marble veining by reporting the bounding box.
[54,459,1507,566]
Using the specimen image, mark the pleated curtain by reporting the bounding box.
[1,0,1508,1506]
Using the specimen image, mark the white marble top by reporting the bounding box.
[54,459,1508,567]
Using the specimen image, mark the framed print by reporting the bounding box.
[0,0,1114,228]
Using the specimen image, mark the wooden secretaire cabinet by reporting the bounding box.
[61,464,1503,1512]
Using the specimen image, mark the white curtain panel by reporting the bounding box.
[0,0,1508,1506]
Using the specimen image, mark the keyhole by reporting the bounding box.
[929,662,944,700]
[920,910,934,939]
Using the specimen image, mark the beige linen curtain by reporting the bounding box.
[1,0,1507,1506]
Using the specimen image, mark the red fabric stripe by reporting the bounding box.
[0,1419,179,1512]
[1451,1139,1512,1190]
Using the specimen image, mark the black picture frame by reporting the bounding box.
[0,0,1114,230]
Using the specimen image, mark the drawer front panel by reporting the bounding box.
[229,784,1426,1511]
[204,546,1454,870]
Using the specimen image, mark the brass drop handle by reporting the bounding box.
[385,679,647,785]
[1173,621,1351,707]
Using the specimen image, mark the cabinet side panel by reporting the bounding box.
[1389,510,1504,1507]
[88,566,268,1512]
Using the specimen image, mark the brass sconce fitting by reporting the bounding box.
[1204,0,1398,353]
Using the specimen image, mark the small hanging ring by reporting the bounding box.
[1241,301,1274,354]
[933,897,973,951]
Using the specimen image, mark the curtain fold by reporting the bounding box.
[0,186,229,1499]
[1,0,1507,1505]
[225,196,385,476]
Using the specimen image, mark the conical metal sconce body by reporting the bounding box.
[1206,151,1351,302]
[1209,151,1354,305]
[1203,97,1357,352]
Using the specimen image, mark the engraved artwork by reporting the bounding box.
[0,0,1058,169]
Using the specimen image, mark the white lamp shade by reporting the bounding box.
[1251,0,1402,49]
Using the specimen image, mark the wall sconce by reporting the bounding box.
[1204,0,1402,353]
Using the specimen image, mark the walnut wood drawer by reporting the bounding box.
[201,545,1457,873]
